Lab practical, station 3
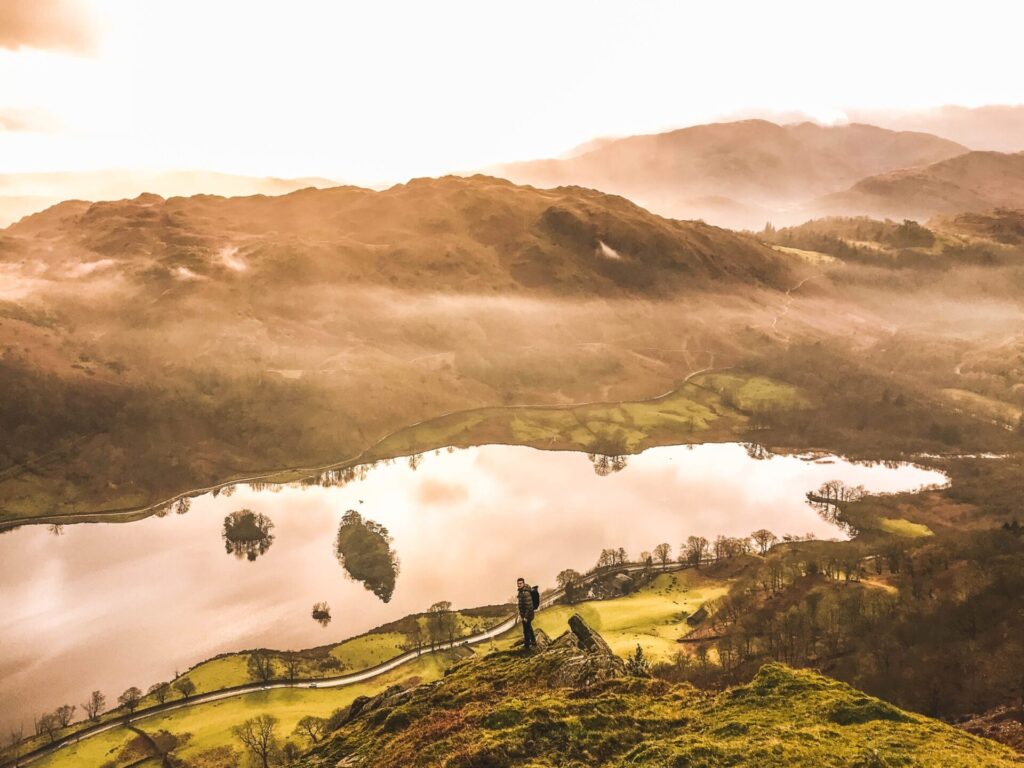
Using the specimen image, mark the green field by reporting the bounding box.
[878,517,934,538]
[524,570,729,662]
[32,726,138,768]
[771,244,837,264]
[695,373,809,413]
[36,652,465,768]
[177,611,502,697]
[366,373,808,463]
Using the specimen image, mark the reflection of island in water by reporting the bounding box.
[311,601,332,627]
[335,510,399,602]
[588,453,627,476]
[222,509,275,561]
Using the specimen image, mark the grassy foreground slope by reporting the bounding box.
[299,617,1019,768]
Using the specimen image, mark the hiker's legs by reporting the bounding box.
[522,617,536,648]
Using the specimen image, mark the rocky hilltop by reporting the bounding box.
[298,616,1019,767]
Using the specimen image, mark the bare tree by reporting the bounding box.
[293,715,327,744]
[54,704,76,728]
[653,543,672,569]
[283,654,301,683]
[248,651,276,683]
[7,726,25,767]
[407,620,428,654]
[35,713,59,743]
[173,677,196,700]
[83,690,106,721]
[684,536,709,567]
[148,683,170,705]
[428,601,456,647]
[751,529,778,556]
[596,548,616,568]
[556,569,583,603]
[233,714,279,768]
[117,687,142,714]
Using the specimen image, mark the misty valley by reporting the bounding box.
[4,4,1024,765]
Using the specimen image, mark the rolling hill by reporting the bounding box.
[491,120,967,228]
[816,151,1024,221]
[4,174,791,296]
[0,169,340,228]
[296,617,1020,768]
[849,104,1024,153]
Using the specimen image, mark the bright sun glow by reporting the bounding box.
[1,0,1023,184]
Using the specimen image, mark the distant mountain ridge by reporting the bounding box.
[491,119,967,228]
[0,169,340,228]
[3,174,792,296]
[848,104,1024,153]
[817,151,1024,220]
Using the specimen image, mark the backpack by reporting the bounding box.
[531,585,540,610]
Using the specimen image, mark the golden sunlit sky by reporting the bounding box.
[2,0,1023,185]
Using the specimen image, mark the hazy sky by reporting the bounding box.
[1,0,1023,184]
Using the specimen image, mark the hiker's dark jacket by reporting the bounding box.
[517,585,535,621]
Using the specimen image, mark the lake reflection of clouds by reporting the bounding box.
[0,443,946,734]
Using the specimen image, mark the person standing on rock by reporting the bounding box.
[517,577,538,651]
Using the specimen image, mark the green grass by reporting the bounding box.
[328,631,409,668]
[878,517,934,538]
[37,652,465,768]
[770,245,837,264]
[299,637,1022,767]
[32,726,137,768]
[143,652,461,762]
[183,653,252,695]
[365,379,757,462]
[370,413,487,458]
[173,612,502,699]
[696,373,809,413]
[512,570,728,663]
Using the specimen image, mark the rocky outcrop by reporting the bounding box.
[961,705,1024,753]
[551,614,627,688]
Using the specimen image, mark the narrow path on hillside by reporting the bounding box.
[766,274,822,336]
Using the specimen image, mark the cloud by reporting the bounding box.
[0,107,61,132]
[415,479,468,506]
[0,0,96,54]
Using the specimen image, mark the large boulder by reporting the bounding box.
[552,614,626,688]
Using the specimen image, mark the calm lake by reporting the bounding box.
[0,442,947,732]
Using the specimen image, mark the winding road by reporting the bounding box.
[3,562,685,767]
